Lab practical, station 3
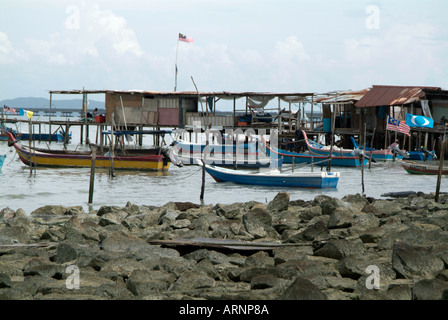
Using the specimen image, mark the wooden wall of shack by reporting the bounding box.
[105,92,202,128]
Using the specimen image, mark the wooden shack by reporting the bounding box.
[355,85,448,154]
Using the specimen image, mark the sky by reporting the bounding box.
[1,0,447,106]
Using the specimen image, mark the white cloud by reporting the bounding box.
[89,4,143,57]
[271,36,310,64]
[341,22,446,86]
[0,31,18,64]
[17,3,144,67]
[0,32,13,55]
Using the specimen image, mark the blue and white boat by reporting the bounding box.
[0,126,71,142]
[403,147,436,161]
[349,137,404,161]
[199,161,340,189]
[263,137,367,167]
[173,138,273,168]
[173,139,259,156]
[177,153,282,168]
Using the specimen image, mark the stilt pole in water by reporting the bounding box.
[361,123,366,194]
[88,146,97,204]
[435,139,446,202]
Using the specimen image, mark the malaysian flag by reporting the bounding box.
[386,116,410,136]
[179,33,193,43]
[3,106,17,114]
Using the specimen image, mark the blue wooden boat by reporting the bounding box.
[0,126,71,142]
[173,139,259,156]
[177,153,282,168]
[403,148,436,161]
[349,137,404,161]
[263,137,367,167]
[201,161,340,188]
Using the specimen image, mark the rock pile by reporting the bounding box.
[1,192,448,300]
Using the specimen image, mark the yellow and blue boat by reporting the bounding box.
[6,131,170,171]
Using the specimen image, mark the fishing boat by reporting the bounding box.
[6,131,171,171]
[349,137,404,161]
[0,126,71,142]
[174,137,280,168]
[200,161,339,188]
[303,131,360,157]
[172,139,259,156]
[401,161,448,175]
[0,154,6,170]
[263,137,367,167]
[172,137,274,168]
[403,148,436,161]
[175,152,281,168]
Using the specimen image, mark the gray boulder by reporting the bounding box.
[314,239,365,260]
[412,278,448,300]
[392,241,445,280]
[281,276,327,300]
[267,192,290,212]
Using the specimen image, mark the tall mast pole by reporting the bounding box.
[174,38,179,92]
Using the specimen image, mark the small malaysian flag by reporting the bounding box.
[179,33,193,43]
[386,116,410,136]
[3,106,17,114]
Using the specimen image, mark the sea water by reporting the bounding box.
[0,117,446,214]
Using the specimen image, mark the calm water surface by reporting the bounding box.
[0,117,446,214]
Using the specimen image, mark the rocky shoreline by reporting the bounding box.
[1,191,448,300]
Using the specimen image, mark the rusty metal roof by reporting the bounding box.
[48,89,315,98]
[355,85,441,108]
[315,89,369,104]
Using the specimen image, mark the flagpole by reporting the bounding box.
[174,38,179,92]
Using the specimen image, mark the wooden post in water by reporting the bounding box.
[393,131,397,162]
[361,123,366,194]
[368,127,375,169]
[327,103,336,172]
[88,146,97,204]
[28,118,36,175]
[234,132,239,170]
[435,139,446,202]
[201,131,208,202]
[191,76,208,203]
[65,120,70,148]
[1,106,5,135]
[109,113,115,177]
[49,92,52,144]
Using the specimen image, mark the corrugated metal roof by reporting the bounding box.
[355,85,441,108]
[316,89,369,103]
[48,89,315,98]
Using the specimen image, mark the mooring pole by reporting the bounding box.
[88,146,97,204]
[369,127,375,169]
[109,113,115,177]
[361,123,366,194]
[435,139,446,202]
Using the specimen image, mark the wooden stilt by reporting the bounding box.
[88,146,97,204]
[435,139,446,202]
